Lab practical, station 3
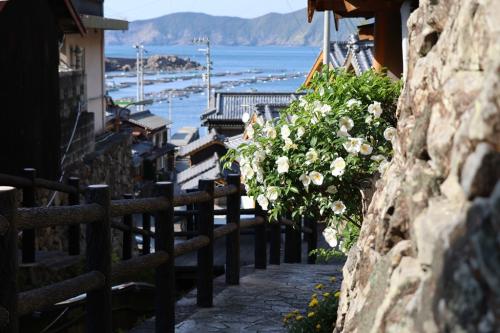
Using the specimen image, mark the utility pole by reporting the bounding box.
[133,43,146,111]
[193,37,211,110]
[323,11,331,67]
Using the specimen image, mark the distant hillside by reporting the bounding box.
[106,9,360,46]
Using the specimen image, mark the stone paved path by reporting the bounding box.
[130,263,342,332]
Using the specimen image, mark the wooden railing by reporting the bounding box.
[0,170,318,333]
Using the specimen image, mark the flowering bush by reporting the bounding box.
[223,69,401,254]
[283,277,340,333]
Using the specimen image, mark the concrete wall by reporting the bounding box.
[61,29,106,134]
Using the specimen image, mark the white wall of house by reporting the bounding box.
[60,29,106,134]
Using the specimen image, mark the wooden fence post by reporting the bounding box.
[153,182,175,333]
[21,168,36,264]
[269,222,281,265]
[85,185,112,333]
[186,189,197,239]
[225,174,240,285]
[293,218,303,263]
[254,204,267,269]
[142,213,151,255]
[284,215,301,263]
[0,186,18,333]
[68,177,80,256]
[306,218,318,264]
[197,179,214,307]
[122,194,133,260]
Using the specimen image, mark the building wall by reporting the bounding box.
[59,70,95,169]
[61,29,106,134]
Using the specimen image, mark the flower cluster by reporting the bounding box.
[283,277,341,333]
[223,69,401,254]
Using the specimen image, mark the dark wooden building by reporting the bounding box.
[0,0,85,179]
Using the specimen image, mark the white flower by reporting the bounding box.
[283,137,296,151]
[332,201,347,215]
[246,124,254,139]
[339,116,354,131]
[256,168,264,183]
[326,185,337,194]
[309,171,324,186]
[257,194,269,210]
[360,143,373,155]
[264,123,277,139]
[299,96,307,108]
[311,116,319,124]
[343,137,363,154]
[322,227,338,247]
[320,104,332,115]
[256,116,265,126]
[241,164,254,180]
[281,125,291,139]
[319,86,325,96]
[368,101,383,118]
[336,126,350,138]
[296,126,305,139]
[383,127,397,142]
[305,148,318,165]
[251,159,260,172]
[242,112,250,123]
[253,150,266,163]
[365,115,373,124]
[299,173,311,188]
[276,156,289,174]
[266,186,279,202]
[290,115,299,124]
[371,154,386,162]
[346,99,361,108]
[378,159,390,174]
[330,157,346,177]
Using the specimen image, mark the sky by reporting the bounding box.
[104,0,306,21]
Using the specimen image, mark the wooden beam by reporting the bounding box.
[309,0,403,19]
[304,50,325,87]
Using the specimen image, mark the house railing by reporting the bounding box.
[0,170,318,333]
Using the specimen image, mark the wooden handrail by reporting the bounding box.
[111,251,169,283]
[17,271,105,316]
[213,223,238,240]
[173,235,210,257]
[110,197,170,217]
[17,204,104,229]
[0,172,320,333]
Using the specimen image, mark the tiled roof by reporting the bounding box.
[329,35,374,75]
[176,153,222,190]
[177,129,225,157]
[170,127,199,147]
[201,92,302,124]
[127,110,171,131]
[224,134,246,150]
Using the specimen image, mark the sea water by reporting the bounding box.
[105,45,318,134]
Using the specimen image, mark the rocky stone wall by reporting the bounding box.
[335,0,500,332]
[36,132,134,252]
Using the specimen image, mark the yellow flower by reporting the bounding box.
[334,291,341,298]
[330,276,336,283]
[285,313,293,319]
[315,283,324,290]
[316,323,321,331]
[292,309,300,314]
[311,293,317,299]
[323,292,330,298]
[308,312,315,318]
[309,298,319,308]
[295,315,304,321]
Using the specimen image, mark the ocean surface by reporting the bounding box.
[105,45,318,134]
